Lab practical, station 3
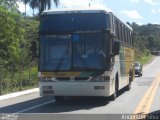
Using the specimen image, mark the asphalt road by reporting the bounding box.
[0,56,160,120]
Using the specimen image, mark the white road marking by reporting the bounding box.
[16,100,55,113]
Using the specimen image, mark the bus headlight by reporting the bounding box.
[38,72,42,81]
[42,77,57,81]
[91,76,110,81]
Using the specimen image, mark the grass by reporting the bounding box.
[0,65,38,95]
[135,53,154,65]
[1,84,38,95]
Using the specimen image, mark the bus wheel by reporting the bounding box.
[126,75,132,91]
[110,76,118,101]
[55,96,64,102]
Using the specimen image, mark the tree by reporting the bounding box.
[21,0,30,16]
[23,0,59,15]
[0,0,24,61]
[29,0,38,16]
[21,18,39,61]
[39,0,59,14]
[131,22,160,54]
[3,0,17,9]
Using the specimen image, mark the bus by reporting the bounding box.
[38,8,135,101]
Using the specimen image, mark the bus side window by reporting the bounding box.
[128,31,130,45]
[131,32,133,46]
[127,28,129,44]
[121,25,124,42]
[120,23,122,41]
[125,28,128,44]
[123,26,126,43]
[115,20,120,40]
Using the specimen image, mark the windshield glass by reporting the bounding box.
[39,35,71,71]
[39,33,107,71]
[40,13,109,33]
[72,33,106,70]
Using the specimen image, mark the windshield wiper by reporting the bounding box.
[73,52,90,70]
[55,50,68,72]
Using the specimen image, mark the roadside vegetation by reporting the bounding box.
[129,22,160,65]
[0,0,60,95]
[0,0,39,95]
[135,49,154,65]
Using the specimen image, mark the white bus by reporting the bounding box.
[38,8,135,101]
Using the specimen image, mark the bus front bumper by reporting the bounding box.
[39,81,113,97]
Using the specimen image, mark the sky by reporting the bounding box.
[18,0,160,25]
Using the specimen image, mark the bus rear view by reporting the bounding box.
[38,8,134,101]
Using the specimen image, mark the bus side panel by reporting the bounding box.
[119,45,134,88]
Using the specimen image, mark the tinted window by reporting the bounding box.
[40,13,109,33]
[73,33,106,70]
[39,35,71,71]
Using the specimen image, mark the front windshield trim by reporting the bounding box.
[39,69,107,72]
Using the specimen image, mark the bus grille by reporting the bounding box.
[56,77,70,80]
[74,77,89,80]
[55,77,89,81]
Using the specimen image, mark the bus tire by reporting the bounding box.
[55,96,64,102]
[126,75,132,91]
[110,74,118,101]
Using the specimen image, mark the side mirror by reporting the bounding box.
[113,40,120,55]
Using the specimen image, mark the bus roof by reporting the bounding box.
[41,8,132,31]
[41,8,109,15]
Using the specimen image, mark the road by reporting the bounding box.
[0,56,160,120]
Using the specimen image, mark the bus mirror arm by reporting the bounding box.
[113,40,120,55]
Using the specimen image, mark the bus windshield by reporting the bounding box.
[40,13,109,33]
[39,35,71,71]
[39,33,107,71]
[72,33,106,70]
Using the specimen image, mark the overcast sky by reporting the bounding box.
[18,0,160,25]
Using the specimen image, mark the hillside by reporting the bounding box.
[128,23,160,63]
